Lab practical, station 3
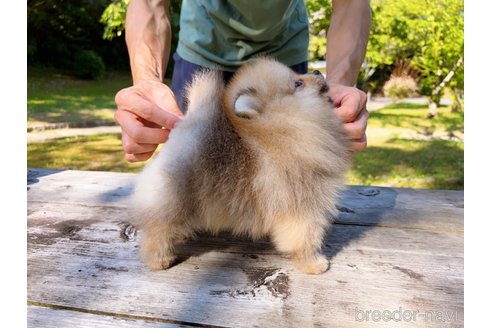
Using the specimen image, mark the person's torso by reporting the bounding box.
[177,0,309,71]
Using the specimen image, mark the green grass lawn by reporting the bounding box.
[27,67,133,127]
[368,102,464,135]
[27,67,464,190]
[348,136,463,190]
[28,133,146,173]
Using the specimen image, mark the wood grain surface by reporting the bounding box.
[27,168,463,327]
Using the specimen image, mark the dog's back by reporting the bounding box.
[130,58,350,274]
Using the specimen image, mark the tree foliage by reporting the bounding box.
[29,0,464,103]
[367,0,464,106]
[305,0,464,107]
[100,0,130,40]
[305,0,332,61]
[27,0,130,74]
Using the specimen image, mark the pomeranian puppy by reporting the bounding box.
[129,58,350,274]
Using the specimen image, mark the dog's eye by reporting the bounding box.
[294,80,304,89]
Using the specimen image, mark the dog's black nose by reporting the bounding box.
[312,70,322,75]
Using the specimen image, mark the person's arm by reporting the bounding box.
[114,0,182,162]
[326,0,371,86]
[126,0,171,84]
[325,0,372,153]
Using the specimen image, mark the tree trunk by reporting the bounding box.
[428,56,464,117]
[451,88,463,112]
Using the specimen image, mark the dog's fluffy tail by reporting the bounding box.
[184,69,224,116]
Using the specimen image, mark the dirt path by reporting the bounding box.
[366,126,464,141]
[27,126,121,143]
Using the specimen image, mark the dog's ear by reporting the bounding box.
[234,94,260,119]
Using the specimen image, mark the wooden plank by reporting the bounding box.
[27,168,463,232]
[337,186,463,232]
[27,305,192,328]
[27,168,134,206]
[27,168,463,327]
[27,201,463,327]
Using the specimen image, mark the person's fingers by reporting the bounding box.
[121,132,159,155]
[342,108,369,140]
[330,86,367,123]
[125,151,155,163]
[337,94,366,123]
[115,110,170,144]
[348,134,368,153]
[142,80,184,119]
[327,84,368,154]
[114,82,183,163]
[115,87,181,129]
[138,117,163,129]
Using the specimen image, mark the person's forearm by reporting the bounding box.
[125,0,172,84]
[325,0,371,86]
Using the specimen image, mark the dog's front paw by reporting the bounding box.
[140,238,177,271]
[295,253,330,275]
[144,253,177,271]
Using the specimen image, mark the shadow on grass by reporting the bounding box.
[28,68,132,124]
[369,110,417,127]
[27,134,145,173]
[369,109,464,135]
[382,102,427,110]
[351,138,464,190]
[382,102,451,110]
[28,108,117,126]
[439,111,465,135]
[28,95,117,112]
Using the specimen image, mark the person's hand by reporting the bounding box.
[114,80,183,162]
[328,83,369,153]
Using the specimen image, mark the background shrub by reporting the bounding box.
[383,75,417,102]
[74,50,106,80]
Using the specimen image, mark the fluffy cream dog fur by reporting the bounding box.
[129,58,350,274]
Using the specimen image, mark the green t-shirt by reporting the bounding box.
[176,0,309,71]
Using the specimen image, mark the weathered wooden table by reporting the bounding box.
[27,168,463,327]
